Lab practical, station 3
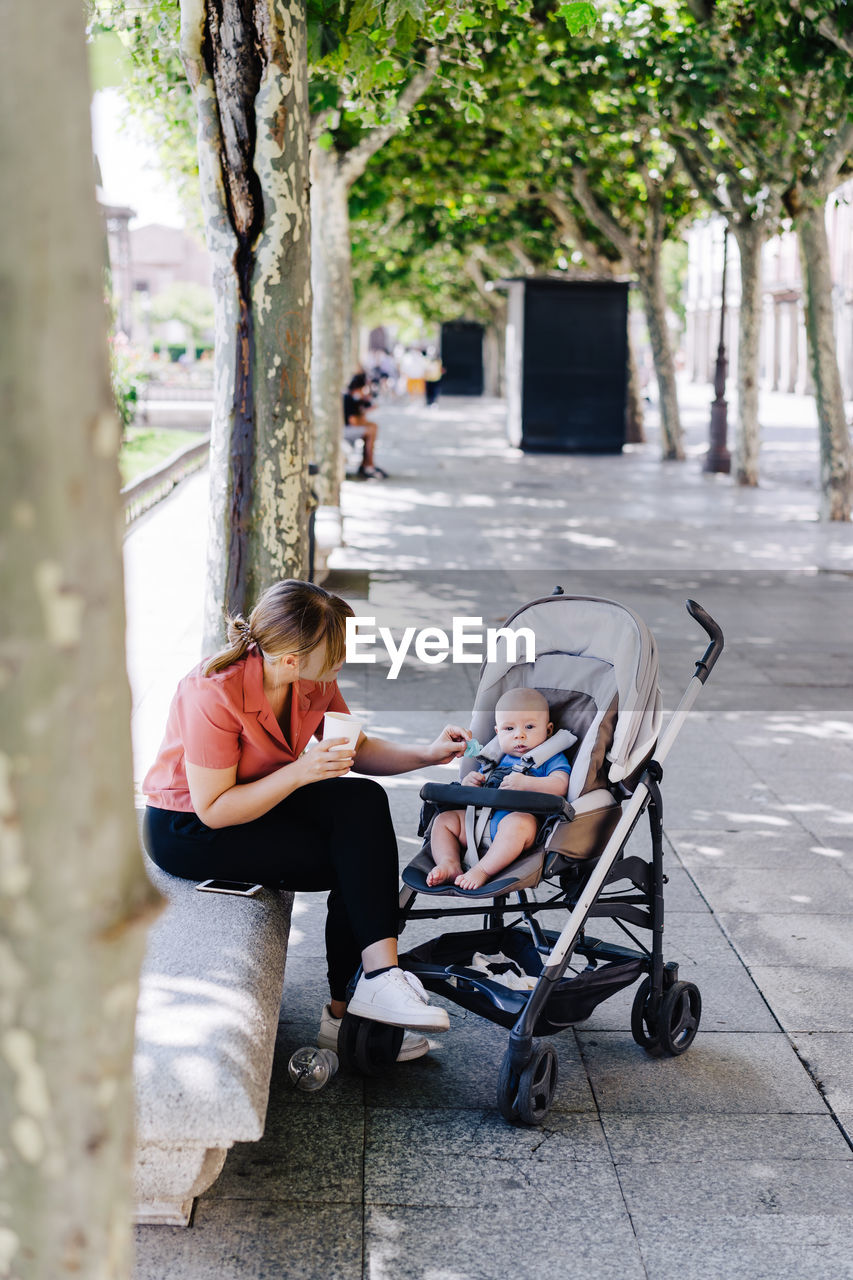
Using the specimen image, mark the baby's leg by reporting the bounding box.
[427,809,467,886]
[455,813,538,890]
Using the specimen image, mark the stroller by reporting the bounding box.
[337,589,724,1125]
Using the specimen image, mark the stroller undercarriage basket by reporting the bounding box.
[399,924,645,1036]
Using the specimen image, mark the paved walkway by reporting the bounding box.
[129,379,853,1279]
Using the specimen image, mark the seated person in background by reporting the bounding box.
[343,372,387,479]
[426,688,571,890]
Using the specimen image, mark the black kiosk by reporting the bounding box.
[506,278,629,452]
[439,320,485,396]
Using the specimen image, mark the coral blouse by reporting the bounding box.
[142,647,350,813]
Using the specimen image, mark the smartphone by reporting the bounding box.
[196,879,264,896]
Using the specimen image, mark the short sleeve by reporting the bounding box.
[176,676,243,770]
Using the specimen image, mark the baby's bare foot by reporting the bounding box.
[427,859,463,887]
[455,867,490,890]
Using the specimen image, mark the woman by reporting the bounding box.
[142,579,469,1061]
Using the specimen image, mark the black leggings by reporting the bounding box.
[143,777,400,1001]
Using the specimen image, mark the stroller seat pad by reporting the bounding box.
[402,845,547,897]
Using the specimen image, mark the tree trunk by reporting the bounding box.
[797,201,852,520]
[638,267,684,460]
[483,312,506,397]
[180,0,313,649]
[310,147,352,506]
[732,221,765,486]
[625,324,646,444]
[0,5,160,1275]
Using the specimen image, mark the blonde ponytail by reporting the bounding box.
[202,580,353,677]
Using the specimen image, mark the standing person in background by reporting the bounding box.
[424,348,444,407]
[401,347,426,397]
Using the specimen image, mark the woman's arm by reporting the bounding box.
[187,737,355,827]
[352,724,470,776]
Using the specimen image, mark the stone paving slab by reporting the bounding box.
[618,1157,853,1217]
[365,1147,622,1212]
[601,1112,851,1163]
[683,863,853,914]
[135,1199,362,1279]
[746,966,853,1033]
[364,1205,647,1280]
[365,1106,609,1163]
[630,1214,853,1280]
[577,1031,825,1114]
[717,911,853,969]
[670,826,849,872]
[206,1103,364,1205]
[791,1033,853,1112]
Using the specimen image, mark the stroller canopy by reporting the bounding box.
[469,594,662,800]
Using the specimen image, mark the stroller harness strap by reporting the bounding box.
[466,728,577,858]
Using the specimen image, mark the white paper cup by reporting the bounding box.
[322,712,363,751]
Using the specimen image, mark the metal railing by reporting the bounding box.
[122,436,210,528]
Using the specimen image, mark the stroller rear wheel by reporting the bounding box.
[337,1013,405,1075]
[631,977,701,1057]
[497,1041,559,1126]
[657,981,701,1055]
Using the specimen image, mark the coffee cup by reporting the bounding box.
[322,712,363,752]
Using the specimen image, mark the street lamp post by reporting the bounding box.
[704,223,732,474]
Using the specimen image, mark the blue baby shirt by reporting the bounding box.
[488,751,571,839]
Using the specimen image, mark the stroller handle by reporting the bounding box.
[686,599,724,683]
[420,782,573,820]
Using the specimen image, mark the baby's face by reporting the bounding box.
[495,706,551,757]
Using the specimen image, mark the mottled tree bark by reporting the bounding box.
[0,3,160,1275]
[181,0,312,647]
[625,326,646,444]
[310,148,353,505]
[637,266,684,460]
[731,221,765,486]
[797,199,852,520]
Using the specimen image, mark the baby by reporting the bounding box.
[427,688,571,891]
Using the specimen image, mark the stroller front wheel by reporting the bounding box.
[497,1041,559,1126]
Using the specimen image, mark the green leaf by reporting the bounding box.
[395,12,419,50]
[316,131,335,150]
[464,102,485,123]
[347,0,381,34]
[557,2,597,36]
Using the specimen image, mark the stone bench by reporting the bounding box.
[134,848,293,1226]
[312,504,344,582]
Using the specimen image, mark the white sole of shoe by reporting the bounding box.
[345,1002,449,1032]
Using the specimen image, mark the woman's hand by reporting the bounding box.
[296,737,355,784]
[425,725,471,765]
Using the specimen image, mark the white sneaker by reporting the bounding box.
[317,1004,429,1061]
[347,968,450,1032]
